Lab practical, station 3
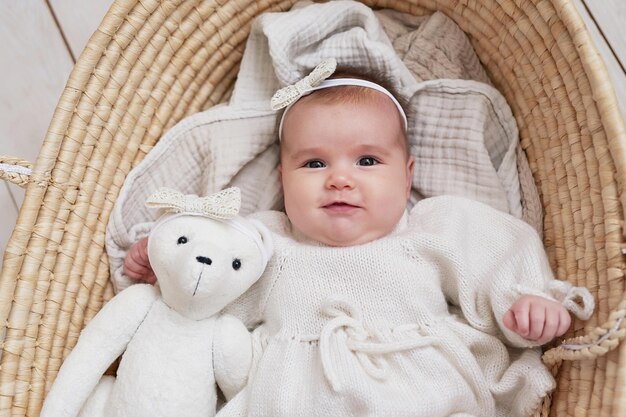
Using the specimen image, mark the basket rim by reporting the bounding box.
[1,1,626,415]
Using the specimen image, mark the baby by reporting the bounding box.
[123,63,592,417]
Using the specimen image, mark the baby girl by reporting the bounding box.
[124,61,593,417]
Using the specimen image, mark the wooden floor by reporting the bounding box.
[0,1,625,269]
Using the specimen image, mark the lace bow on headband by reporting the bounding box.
[270,58,337,110]
[145,187,241,220]
[270,59,408,141]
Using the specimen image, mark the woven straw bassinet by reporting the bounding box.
[1,0,625,416]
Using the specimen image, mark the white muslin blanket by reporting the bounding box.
[106,1,541,291]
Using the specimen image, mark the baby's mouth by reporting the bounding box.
[322,202,360,213]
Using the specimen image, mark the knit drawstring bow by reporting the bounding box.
[319,299,438,392]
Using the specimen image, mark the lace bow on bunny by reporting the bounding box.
[146,187,273,271]
[145,187,241,220]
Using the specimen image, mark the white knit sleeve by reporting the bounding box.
[223,278,266,329]
[408,196,594,348]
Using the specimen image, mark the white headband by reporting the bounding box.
[270,59,408,141]
[276,78,408,141]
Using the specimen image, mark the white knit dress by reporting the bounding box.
[220,195,593,417]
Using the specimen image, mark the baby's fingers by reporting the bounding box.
[537,306,572,344]
[556,308,571,337]
[123,259,157,283]
[538,309,560,344]
[528,304,546,340]
[503,310,517,332]
[510,302,531,337]
[124,248,154,281]
[143,271,158,285]
[123,256,147,279]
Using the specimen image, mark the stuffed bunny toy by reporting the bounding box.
[40,187,272,417]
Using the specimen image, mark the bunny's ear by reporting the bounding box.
[248,219,274,267]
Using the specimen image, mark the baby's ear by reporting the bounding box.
[249,219,274,261]
[405,155,415,197]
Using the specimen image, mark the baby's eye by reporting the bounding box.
[358,157,379,166]
[304,160,325,169]
[177,236,188,245]
[232,259,242,270]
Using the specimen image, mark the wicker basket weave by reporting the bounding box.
[1,0,625,416]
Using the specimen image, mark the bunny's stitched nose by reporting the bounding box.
[196,256,212,265]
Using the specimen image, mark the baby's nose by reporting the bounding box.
[196,256,213,265]
[326,169,355,189]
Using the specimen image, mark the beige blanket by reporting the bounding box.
[106,0,541,292]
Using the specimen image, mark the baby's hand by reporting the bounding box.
[503,295,571,345]
[123,237,157,285]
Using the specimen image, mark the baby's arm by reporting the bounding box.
[123,236,157,284]
[504,295,571,345]
[409,196,594,348]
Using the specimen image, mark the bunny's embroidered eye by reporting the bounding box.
[177,236,188,245]
[232,259,242,270]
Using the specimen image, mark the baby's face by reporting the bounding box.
[280,93,414,246]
